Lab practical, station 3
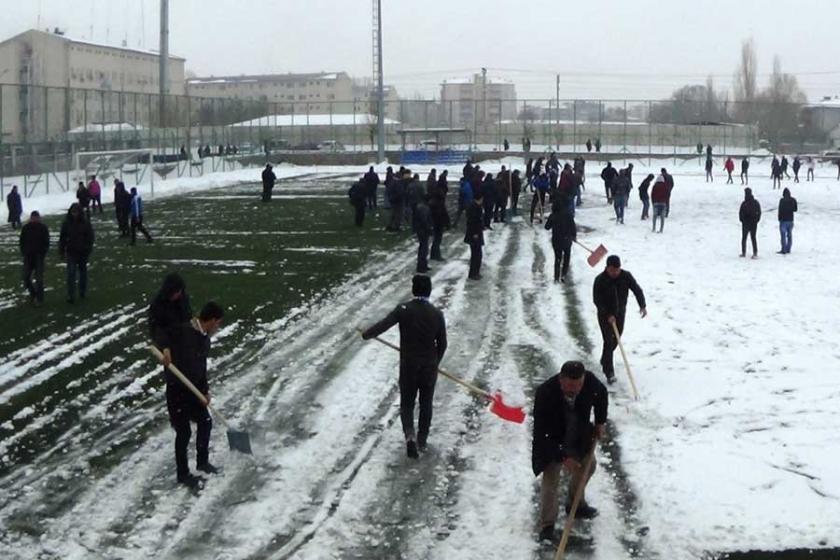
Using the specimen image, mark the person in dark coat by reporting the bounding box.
[413,196,433,273]
[594,138,602,152]
[76,181,92,219]
[600,162,617,203]
[585,138,593,153]
[741,158,750,185]
[494,167,511,223]
[533,361,607,542]
[149,272,193,355]
[348,180,367,227]
[781,155,790,179]
[510,170,522,216]
[465,194,484,280]
[463,160,475,183]
[361,275,447,457]
[638,174,653,220]
[777,187,797,254]
[792,157,801,183]
[739,187,761,258]
[661,168,675,217]
[261,164,276,202]
[611,170,630,224]
[771,157,782,189]
[545,199,577,282]
[161,301,225,488]
[592,255,647,383]
[58,203,94,303]
[481,173,496,229]
[429,171,450,261]
[114,180,132,237]
[705,156,714,182]
[7,185,23,229]
[19,211,49,305]
[363,166,380,209]
[386,172,405,232]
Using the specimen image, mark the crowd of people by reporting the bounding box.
[8,174,154,306]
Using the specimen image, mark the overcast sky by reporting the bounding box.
[3,0,840,101]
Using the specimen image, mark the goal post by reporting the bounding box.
[73,148,156,195]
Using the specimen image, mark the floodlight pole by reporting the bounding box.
[159,0,170,130]
[374,0,385,163]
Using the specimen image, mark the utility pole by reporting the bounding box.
[556,74,560,151]
[481,67,487,129]
[159,0,170,129]
[372,0,385,162]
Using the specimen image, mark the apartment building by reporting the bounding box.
[440,74,517,127]
[0,28,185,142]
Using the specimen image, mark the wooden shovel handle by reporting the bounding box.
[148,345,231,430]
[555,440,598,560]
[610,322,640,401]
[358,330,492,400]
[572,239,594,254]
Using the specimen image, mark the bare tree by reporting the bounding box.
[733,38,758,122]
[754,56,807,145]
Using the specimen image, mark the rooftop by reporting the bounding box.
[188,72,348,85]
[0,29,185,60]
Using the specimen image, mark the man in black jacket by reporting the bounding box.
[545,199,576,283]
[777,188,797,254]
[161,301,225,488]
[58,203,94,304]
[592,255,647,383]
[413,196,433,273]
[261,164,276,202]
[149,272,193,360]
[362,275,447,458]
[465,194,484,280]
[348,181,367,227]
[739,188,761,258]
[533,361,607,541]
[600,163,617,203]
[19,211,49,306]
[363,166,380,209]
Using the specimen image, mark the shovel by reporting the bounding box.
[555,439,598,560]
[573,239,608,267]
[149,345,253,455]
[611,322,640,401]
[362,332,526,424]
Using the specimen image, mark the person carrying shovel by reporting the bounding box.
[361,274,447,459]
[592,255,647,384]
[159,301,225,488]
[533,360,607,543]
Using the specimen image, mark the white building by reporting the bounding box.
[440,74,517,127]
[0,28,185,142]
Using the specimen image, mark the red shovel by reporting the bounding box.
[362,333,526,424]
[573,240,608,267]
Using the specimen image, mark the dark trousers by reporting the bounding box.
[530,191,546,222]
[23,254,45,302]
[398,365,437,443]
[741,223,758,256]
[511,191,520,214]
[10,215,21,229]
[366,190,377,209]
[493,197,508,222]
[741,171,748,184]
[65,254,88,301]
[117,209,130,237]
[388,203,403,231]
[131,216,153,244]
[482,202,494,227]
[417,233,430,272]
[603,182,612,201]
[91,194,103,213]
[468,240,483,278]
[168,396,212,478]
[262,185,272,202]
[640,197,650,219]
[597,313,625,375]
[353,203,365,226]
[552,240,571,281]
[430,226,444,260]
[726,171,733,184]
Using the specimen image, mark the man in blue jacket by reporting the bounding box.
[129,188,153,245]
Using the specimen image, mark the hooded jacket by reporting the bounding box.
[739,189,762,225]
[58,204,94,259]
[778,189,798,222]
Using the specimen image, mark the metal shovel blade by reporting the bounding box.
[586,244,608,267]
[488,392,526,424]
[226,429,253,455]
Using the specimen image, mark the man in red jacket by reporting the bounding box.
[650,175,669,233]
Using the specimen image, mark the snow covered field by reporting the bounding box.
[1,159,839,559]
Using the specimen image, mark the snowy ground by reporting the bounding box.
[1,159,839,559]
